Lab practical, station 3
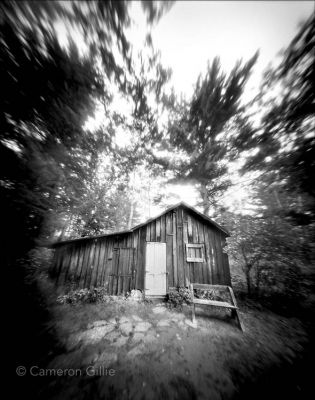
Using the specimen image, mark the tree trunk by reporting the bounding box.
[200,184,210,215]
[128,201,135,229]
[255,266,261,297]
[128,169,136,229]
[245,266,252,296]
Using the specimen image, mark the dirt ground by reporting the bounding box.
[22,296,311,400]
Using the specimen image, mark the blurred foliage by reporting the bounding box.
[56,287,110,305]
[165,54,258,214]
[223,201,314,298]
[0,22,106,257]
[0,1,174,260]
[239,15,315,218]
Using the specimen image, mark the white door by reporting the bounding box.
[145,242,167,296]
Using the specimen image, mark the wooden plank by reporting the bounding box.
[182,210,190,286]
[156,218,161,241]
[103,239,113,291]
[160,214,166,243]
[111,248,119,295]
[61,245,73,285]
[74,244,85,287]
[76,243,86,288]
[132,232,138,290]
[204,227,214,284]
[95,239,106,287]
[55,245,66,285]
[166,213,173,287]
[187,215,193,242]
[208,229,218,284]
[146,224,150,242]
[187,257,204,262]
[166,211,172,234]
[228,286,244,331]
[58,245,72,287]
[186,243,204,248]
[66,243,80,287]
[91,239,102,288]
[192,283,229,290]
[117,249,123,295]
[50,248,59,277]
[197,220,209,283]
[191,216,202,283]
[128,248,134,292]
[177,208,185,286]
[172,211,177,286]
[136,227,146,290]
[151,221,156,241]
[214,231,224,285]
[79,241,91,288]
[85,240,97,288]
[193,298,236,308]
[53,246,64,280]
[196,220,205,283]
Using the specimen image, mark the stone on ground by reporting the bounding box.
[127,343,145,358]
[120,321,134,336]
[156,320,170,328]
[111,335,129,347]
[77,325,115,344]
[132,315,143,322]
[119,316,130,324]
[143,332,157,344]
[134,321,152,332]
[87,320,107,329]
[105,329,121,343]
[152,306,165,314]
[132,332,145,343]
[94,351,118,368]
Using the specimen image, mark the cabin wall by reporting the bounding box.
[135,206,231,289]
[51,233,136,294]
[51,206,231,294]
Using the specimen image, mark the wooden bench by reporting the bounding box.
[190,283,244,331]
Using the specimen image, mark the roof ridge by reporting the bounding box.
[51,202,228,247]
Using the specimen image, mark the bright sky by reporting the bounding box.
[131,1,314,99]
[80,1,314,221]
[126,1,314,219]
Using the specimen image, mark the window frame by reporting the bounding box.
[186,243,205,262]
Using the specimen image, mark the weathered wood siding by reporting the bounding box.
[51,205,231,294]
[139,206,231,290]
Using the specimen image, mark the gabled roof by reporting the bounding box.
[52,201,228,247]
[131,201,229,235]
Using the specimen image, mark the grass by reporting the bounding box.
[11,271,315,400]
[34,293,310,400]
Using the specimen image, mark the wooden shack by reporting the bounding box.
[50,202,231,296]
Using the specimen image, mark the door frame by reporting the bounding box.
[144,242,167,296]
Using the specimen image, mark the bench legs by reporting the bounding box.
[191,303,196,325]
[190,284,244,332]
[228,286,244,332]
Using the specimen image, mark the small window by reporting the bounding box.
[186,244,205,262]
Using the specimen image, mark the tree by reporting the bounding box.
[225,212,309,297]
[239,16,315,219]
[0,1,134,261]
[167,54,258,215]
[108,38,172,227]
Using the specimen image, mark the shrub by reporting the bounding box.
[167,287,192,308]
[56,287,109,305]
[194,288,229,302]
